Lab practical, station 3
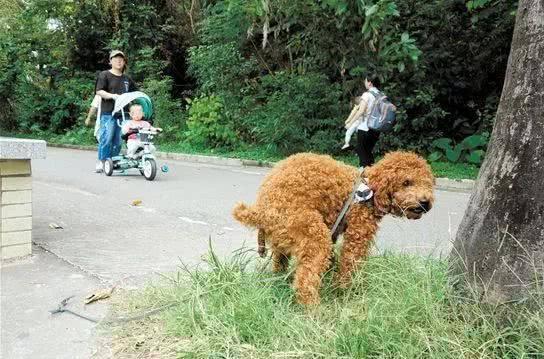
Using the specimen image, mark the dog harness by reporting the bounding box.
[330,167,374,238]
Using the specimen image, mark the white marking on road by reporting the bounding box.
[178,216,209,225]
[222,226,235,231]
[35,181,99,197]
[231,169,264,175]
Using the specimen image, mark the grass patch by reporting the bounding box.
[108,249,544,358]
[429,161,479,180]
[158,142,284,163]
[5,129,479,179]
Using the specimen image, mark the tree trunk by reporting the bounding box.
[449,0,544,303]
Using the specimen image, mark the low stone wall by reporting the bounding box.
[1,160,33,259]
[0,138,46,260]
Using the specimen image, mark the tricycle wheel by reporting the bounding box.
[104,158,114,176]
[143,158,157,181]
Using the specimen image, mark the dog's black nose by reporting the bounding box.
[419,200,431,211]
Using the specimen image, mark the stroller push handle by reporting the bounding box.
[139,128,160,135]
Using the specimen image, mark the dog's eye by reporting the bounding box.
[403,180,412,187]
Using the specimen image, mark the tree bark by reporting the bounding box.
[449,0,544,303]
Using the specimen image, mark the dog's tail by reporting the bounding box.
[234,203,271,258]
[232,202,263,228]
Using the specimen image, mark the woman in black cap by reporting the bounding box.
[94,50,137,172]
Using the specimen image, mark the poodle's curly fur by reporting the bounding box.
[233,151,435,305]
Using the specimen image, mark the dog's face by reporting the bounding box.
[365,152,435,219]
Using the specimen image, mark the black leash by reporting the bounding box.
[330,167,366,238]
[49,295,175,324]
[49,296,100,323]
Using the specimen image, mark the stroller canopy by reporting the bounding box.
[112,91,153,119]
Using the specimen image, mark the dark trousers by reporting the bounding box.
[356,129,380,167]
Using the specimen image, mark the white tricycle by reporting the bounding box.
[103,91,168,181]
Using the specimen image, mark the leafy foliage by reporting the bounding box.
[185,95,239,148]
[0,0,518,166]
[241,72,345,154]
[0,0,189,140]
[14,72,96,133]
[188,42,256,93]
[429,133,489,164]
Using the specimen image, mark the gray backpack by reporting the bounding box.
[367,91,397,132]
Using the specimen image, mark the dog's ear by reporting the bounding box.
[364,166,392,213]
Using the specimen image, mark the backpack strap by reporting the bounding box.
[367,89,384,117]
[368,89,383,98]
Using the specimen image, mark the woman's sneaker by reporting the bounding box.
[341,143,350,150]
[95,161,104,173]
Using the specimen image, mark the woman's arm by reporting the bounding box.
[96,90,119,100]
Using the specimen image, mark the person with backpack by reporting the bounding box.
[346,74,396,167]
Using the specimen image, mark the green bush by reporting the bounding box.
[429,133,489,164]
[394,0,516,139]
[13,72,95,133]
[185,94,239,148]
[243,71,345,155]
[130,47,168,82]
[378,84,448,153]
[188,42,257,94]
[141,77,184,142]
[0,40,20,130]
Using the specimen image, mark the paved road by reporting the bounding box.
[2,147,471,358]
[31,148,469,282]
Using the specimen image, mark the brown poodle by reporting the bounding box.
[233,151,435,305]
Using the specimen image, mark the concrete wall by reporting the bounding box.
[1,160,33,260]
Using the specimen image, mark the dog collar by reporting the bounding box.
[331,168,370,236]
[353,181,373,204]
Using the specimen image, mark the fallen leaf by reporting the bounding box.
[131,199,142,206]
[49,223,63,229]
[84,286,115,305]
